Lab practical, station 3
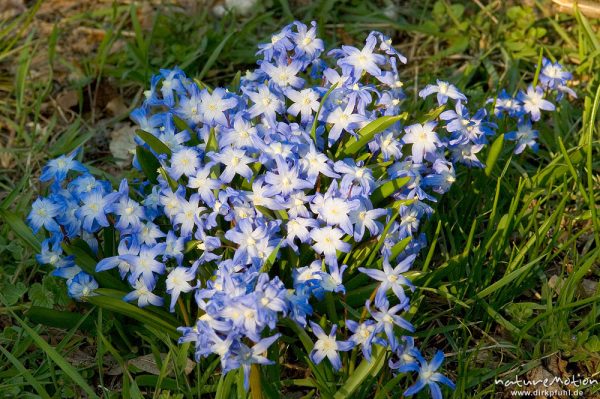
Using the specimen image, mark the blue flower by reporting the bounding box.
[233,334,280,390]
[368,295,414,348]
[349,202,387,241]
[389,336,420,371]
[334,32,386,78]
[257,24,294,61]
[112,186,144,231]
[158,68,186,105]
[291,21,324,60]
[96,237,140,278]
[209,147,253,183]
[220,114,258,150]
[121,244,167,288]
[67,272,98,300]
[325,102,367,143]
[319,263,347,294]
[358,254,416,301]
[285,217,318,251]
[40,150,87,183]
[173,194,205,237]
[261,60,304,89]
[311,183,359,235]
[300,144,339,182]
[166,261,198,311]
[254,274,288,328]
[450,143,485,168]
[505,120,539,154]
[310,226,351,266]
[285,88,320,123]
[27,20,575,394]
[517,85,555,121]
[27,197,61,234]
[539,58,572,90]
[169,148,201,180]
[403,351,455,399]
[375,32,407,64]
[419,80,467,105]
[36,238,73,268]
[346,319,381,361]
[164,230,185,263]
[491,89,523,118]
[123,277,164,307]
[422,159,456,194]
[264,157,313,196]
[402,122,441,164]
[244,85,284,124]
[334,159,375,196]
[199,88,237,126]
[309,321,354,370]
[76,190,119,233]
[158,114,190,150]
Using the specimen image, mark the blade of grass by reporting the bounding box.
[0,344,52,399]
[9,311,100,399]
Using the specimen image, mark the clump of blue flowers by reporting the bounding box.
[28,21,574,397]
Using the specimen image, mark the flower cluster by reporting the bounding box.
[28,21,573,397]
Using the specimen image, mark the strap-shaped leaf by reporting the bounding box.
[27,306,95,331]
[310,83,338,143]
[9,312,100,399]
[370,176,410,205]
[86,294,179,338]
[333,346,386,399]
[260,239,283,273]
[337,114,406,158]
[205,127,218,154]
[136,129,171,156]
[484,133,504,176]
[0,209,41,252]
[63,240,129,291]
[136,145,161,183]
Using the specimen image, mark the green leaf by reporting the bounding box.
[135,375,184,391]
[158,167,179,191]
[0,209,41,252]
[370,176,410,205]
[584,335,600,353]
[42,274,70,306]
[136,129,172,156]
[86,293,179,338]
[27,307,95,331]
[197,30,235,81]
[0,344,52,399]
[205,127,218,153]
[333,346,386,398]
[311,83,338,143]
[484,134,504,176]
[363,208,401,268]
[337,114,406,158]
[9,312,100,399]
[0,173,29,210]
[136,145,161,183]
[261,239,283,273]
[1,282,27,306]
[28,283,54,308]
[172,115,194,135]
[280,318,313,353]
[63,241,128,290]
[215,370,237,399]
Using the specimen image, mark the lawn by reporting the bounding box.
[0,0,599,398]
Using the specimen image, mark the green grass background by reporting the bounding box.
[0,0,598,398]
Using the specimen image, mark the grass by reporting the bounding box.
[0,0,599,397]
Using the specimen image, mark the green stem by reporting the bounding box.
[250,364,263,399]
